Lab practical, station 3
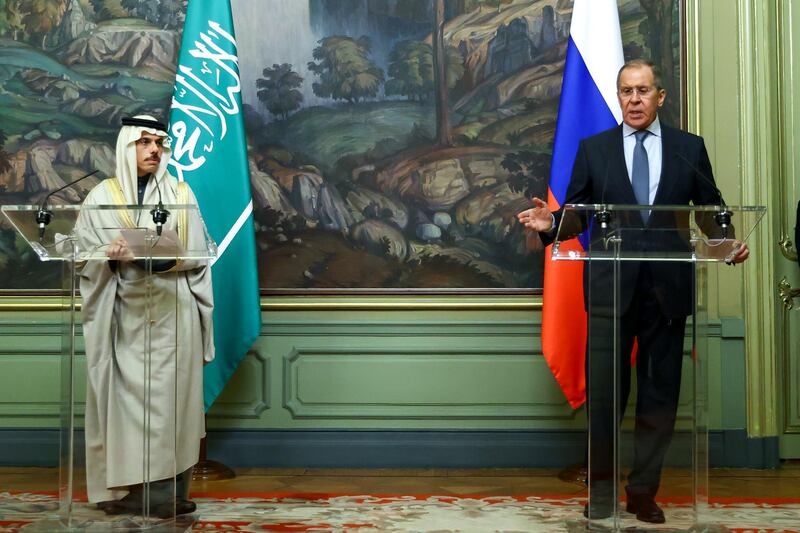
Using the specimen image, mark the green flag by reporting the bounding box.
[168,0,260,410]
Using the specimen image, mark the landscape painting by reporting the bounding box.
[0,0,681,292]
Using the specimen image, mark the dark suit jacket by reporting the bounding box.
[546,123,723,318]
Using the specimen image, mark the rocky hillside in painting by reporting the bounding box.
[62,19,178,79]
[0,1,177,200]
[249,125,548,289]
[0,0,181,289]
[248,1,567,288]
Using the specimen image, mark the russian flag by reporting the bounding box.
[543,0,624,409]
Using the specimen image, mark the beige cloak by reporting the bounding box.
[76,117,215,503]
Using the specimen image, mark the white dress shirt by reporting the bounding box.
[622,116,662,204]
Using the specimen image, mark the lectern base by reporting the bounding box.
[689,524,733,533]
[21,515,195,532]
[564,518,732,533]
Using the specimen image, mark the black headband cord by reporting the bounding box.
[121,117,167,131]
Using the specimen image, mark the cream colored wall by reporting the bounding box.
[689,0,800,444]
[691,1,744,319]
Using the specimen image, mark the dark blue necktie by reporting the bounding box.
[632,130,651,223]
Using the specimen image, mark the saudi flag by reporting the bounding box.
[168,0,261,410]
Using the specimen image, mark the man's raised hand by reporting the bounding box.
[517,197,554,232]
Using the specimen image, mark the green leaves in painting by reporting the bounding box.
[308,36,384,103]
[256,63,304,120]
[385,40,464,102]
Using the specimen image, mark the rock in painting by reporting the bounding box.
[62,21,178,77]
[291,173,322,219]
[350,219,408,261]
[24,144,79,201]
[82,144,116,179]
[416,223,442,242]
[454,183,524,229]
[433,212,451,229]
[462,157,510,188]
[317,184,355,231]
[345,187,408,229]
[249,162,297,220]
[53,0,96,46]
[62,98,125,126]
[19,70,85,103]
[399,159,470,211]
[55,139,115,179]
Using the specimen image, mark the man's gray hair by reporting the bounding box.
[616,59,663,90]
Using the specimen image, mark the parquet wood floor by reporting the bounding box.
[2,463,798,499]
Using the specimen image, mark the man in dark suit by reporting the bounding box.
[518,59,749,523]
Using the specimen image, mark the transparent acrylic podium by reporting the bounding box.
[1,204,216,532]
[552,204,765,532]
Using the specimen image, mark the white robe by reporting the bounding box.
[76,174,214,503]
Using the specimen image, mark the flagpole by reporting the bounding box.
[192,416,235,481]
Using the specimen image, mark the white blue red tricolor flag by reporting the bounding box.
[543,0,624,409]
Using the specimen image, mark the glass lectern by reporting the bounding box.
[552,203,765,532]
[1,203,216,532]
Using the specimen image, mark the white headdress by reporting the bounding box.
[115,115,172,205]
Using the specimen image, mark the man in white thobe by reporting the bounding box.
[76,115,215,517]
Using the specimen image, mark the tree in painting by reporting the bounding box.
[89,0,129,20]
[385,40,463,102]
[432,0,451,146]
[121,0,184,30]
[0,3,21,38]
[0,130,12,178]
[308,36,384,104]
[22,0,67,48]
[256,63,304,121]
[638,0,678,125]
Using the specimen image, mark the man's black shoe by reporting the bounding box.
[176,498,197,516]
[151,498,197,519]
[101,492,143,515]
[625,493,665,523]
[97,500,123,514]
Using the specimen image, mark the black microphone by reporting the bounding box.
[673,151,731,236]
[37,170,99,239]
[149,175,169,236]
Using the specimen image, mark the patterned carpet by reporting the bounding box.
[1,491,799,532]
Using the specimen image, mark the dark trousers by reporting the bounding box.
[129,466,193,503]
[587,264,686,499]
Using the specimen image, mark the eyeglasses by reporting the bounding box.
[618,86,660,99]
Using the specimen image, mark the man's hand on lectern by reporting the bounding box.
[107,235,134,261]
[727,241,750,265]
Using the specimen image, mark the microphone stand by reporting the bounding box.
[595,157,613,248]
[150,175,169,236]
[673,151,732,237]
[36,170,99,239]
